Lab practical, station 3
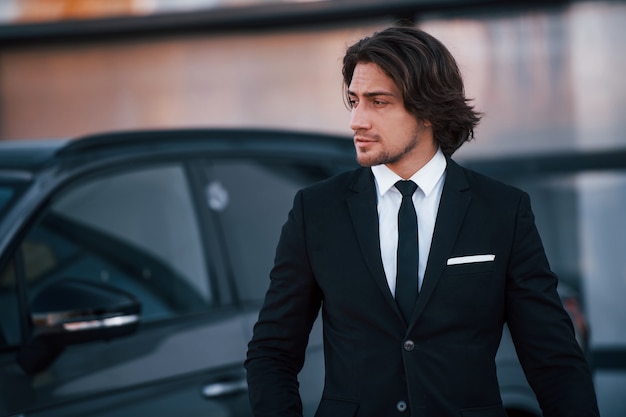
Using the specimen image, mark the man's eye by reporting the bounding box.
[348,99,358,108]
[373,100,386,106]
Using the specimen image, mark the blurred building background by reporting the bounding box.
[0,0,625,415]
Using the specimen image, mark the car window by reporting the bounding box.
[21,163,212,322]
[207,161,328,303]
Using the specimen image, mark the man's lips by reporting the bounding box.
[354,136,378,146]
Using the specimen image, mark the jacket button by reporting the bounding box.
[403,340,415,351]
[396,400,408,412]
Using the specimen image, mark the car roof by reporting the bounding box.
[460,147,626,178]
[0,128,355,171]
[0,139,70,169]
[1,128,624,176]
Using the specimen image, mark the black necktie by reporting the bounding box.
[394,180,418,324]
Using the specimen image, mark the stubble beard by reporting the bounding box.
[356,133,419,168]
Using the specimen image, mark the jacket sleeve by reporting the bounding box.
[505,191,599,417]
[245,189,323,417]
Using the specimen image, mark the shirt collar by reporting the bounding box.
[371,147,447,198]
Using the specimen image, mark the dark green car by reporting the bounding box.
[0,129,355,417]
[0,129,603,417]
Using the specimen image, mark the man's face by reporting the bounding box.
[348,62,435,178]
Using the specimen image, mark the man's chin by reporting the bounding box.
[356,156,374,167]
[356,153,383,167]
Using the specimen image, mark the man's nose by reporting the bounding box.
[349,106,371,131]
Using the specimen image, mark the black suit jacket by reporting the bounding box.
[245,159,598,417]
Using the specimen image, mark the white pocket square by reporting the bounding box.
[447,254,495,265]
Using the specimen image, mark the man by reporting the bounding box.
[245,26,599,417]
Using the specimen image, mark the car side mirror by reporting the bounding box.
[17,278,141,374]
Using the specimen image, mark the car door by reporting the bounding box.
[0,160,252,417]
[199,158,331,417]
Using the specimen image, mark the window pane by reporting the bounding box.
[24,164,211,322]
[208,161,325,303]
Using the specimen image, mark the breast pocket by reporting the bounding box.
[439,261,497,309]
[446,260,496,276]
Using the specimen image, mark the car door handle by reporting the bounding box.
[202,379,248,398]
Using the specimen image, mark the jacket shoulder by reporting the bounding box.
[452,159,525,197]
[302,166,367,196]
[448,159,529,212]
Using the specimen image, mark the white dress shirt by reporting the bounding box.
[371,148,447,296]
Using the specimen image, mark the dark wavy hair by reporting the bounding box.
[342,25,482,156]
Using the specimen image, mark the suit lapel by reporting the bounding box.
[345,168,398,310]
[409,159,471,328]
[345,162,472,328]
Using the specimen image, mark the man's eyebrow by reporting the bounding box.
[348,90,396,98]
